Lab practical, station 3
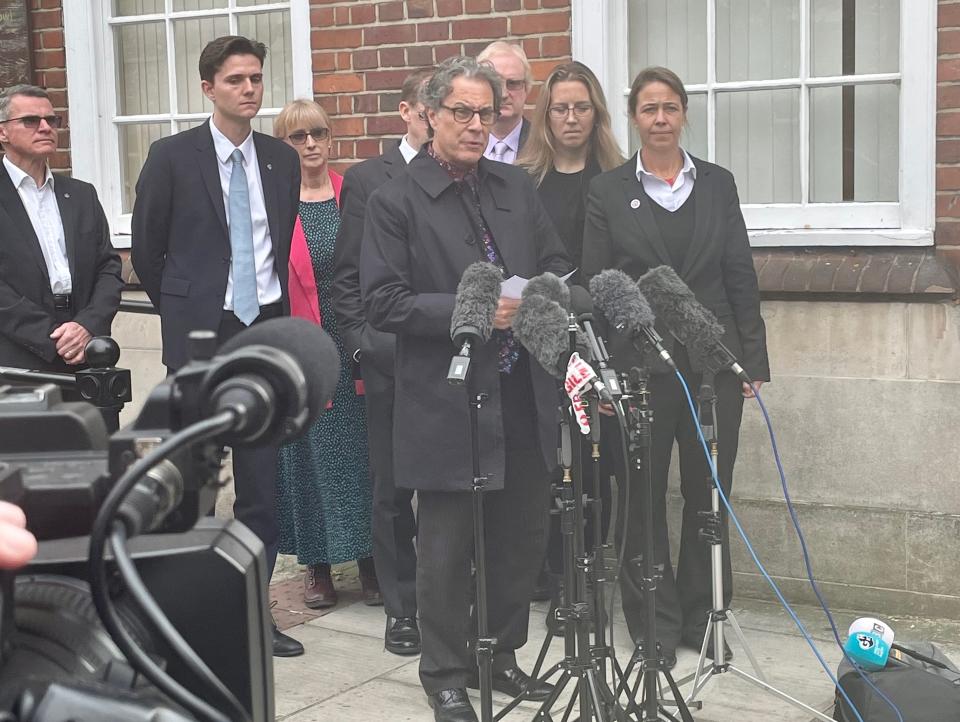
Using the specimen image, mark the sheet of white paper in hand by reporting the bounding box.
[500,269,577,299]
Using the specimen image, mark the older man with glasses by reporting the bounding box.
[360,57,571,722]
[477,41,533,165]
[0,84,122,374]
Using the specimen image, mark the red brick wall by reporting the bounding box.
[28,0,70,172]
[937,0,960,264]
[309,0,572,171]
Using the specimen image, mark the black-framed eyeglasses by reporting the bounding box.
[439,104,497,126]
[0,114,62,129]
[549,103,594,119]
[287,127,330,145]
[504,79,527,92]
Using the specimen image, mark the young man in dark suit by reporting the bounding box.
[331,67,433,658]
[0,85,122,373]
[131,35,303,657]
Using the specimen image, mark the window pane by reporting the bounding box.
[236,11,292,109]
[120,123,171,212]
[811,0,899,77]
[628,0,707,85]
[113,0,164,16]
[251,115,278,135]
[716,0,800,82]
[716,89,800,204]
[172,0,228,10]
[115,23,169,115]
[237,0,284,6]
[810,83,899,202]
[173,16,230,113]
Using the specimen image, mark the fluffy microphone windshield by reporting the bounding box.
[636,265,725,371]
[513,293,570,378]
[218,316,340,424]
[523,272,570,309]
[450,261,502,346]
[589,269,655,333]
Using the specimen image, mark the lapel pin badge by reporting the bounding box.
[630,198,640,209]
[63,193,70,199]
[266,163,273,170]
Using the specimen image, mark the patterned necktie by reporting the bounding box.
[228,148,260,325]
[492,141,508,163]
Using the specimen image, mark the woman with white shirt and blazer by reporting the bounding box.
[582,66,769,668]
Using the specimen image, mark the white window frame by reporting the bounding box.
[63,0,312,248]
[572,0,936,247]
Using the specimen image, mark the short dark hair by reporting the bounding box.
[400,67,435,106]
[198,36,267,83]
[421,56,502,116]
[628,66,688,117]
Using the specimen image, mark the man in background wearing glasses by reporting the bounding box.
[0,84,122,373]
[131,35,303,658]
[477,42,532,165]
[360,57,569,722]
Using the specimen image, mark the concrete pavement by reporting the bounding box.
[269,561,960,721]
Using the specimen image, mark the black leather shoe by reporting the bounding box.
[469,666,555,702]
[427,688,478,722]
[272,623,304,657]
[385,616,421,655]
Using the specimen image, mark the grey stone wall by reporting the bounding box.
[668,300,960,618]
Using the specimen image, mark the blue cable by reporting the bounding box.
[673,370,870,722]
[750,385,905,722]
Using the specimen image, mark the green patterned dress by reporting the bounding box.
[276,198,372,565]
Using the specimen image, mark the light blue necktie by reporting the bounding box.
[229,148,259,325]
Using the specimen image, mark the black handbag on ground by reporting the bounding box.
[834,641,960,721]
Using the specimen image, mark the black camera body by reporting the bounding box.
[0,374,273,721]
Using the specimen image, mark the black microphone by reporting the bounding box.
[210,316,341,446]
[569,286,621,398]
[636,265,751,383]
[523,271,570,309]
[589,269,676,370]
[448,261,502,383]
[513,294,614,402]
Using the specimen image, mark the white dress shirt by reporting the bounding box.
[209,119,281,310]
[484,120,523,165]
[3,155,71,294]
[399,135,420,164]
[636,148,697,212]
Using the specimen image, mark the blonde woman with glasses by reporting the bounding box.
[273,99,380,614]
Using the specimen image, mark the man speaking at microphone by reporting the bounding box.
[360,57,570,722]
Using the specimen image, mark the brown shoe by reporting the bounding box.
[304,565,337,609]
[359,570,383,607]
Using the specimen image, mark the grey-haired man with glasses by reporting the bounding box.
[361,57,570,722]
[0,84,122,373]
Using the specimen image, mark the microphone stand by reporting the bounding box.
[496,315,630,722]
[448,342,495,722]
[616,368,693,722]
[675,373,835,722]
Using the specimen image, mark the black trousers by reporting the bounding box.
[214,303,284,579]
[362,359,418,618]
[616,359,743,649]
[417,444,551,694]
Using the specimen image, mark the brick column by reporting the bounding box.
[309,0,572,172]
[937,0,960,272]
[28,0,69,172]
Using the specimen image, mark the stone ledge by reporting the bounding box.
[753,247,958,298]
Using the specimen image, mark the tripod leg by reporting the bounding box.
[726,611,767,682]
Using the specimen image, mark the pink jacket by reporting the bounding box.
[287,169,343,325]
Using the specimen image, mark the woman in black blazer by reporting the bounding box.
[582,67,770,668]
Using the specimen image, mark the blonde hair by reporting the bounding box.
[517,61,624,185]
[477,41,532,88]
[273,98,332,141]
